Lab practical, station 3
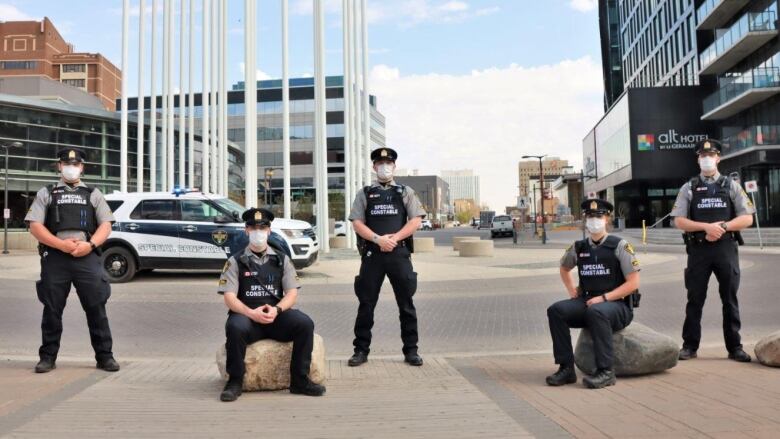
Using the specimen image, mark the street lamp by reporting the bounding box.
[522,155,547,244]
[2,141,24,254]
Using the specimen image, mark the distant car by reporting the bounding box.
[334,220,347,236]
[418,219,433,231]
[102,190,319,283]
[472,219,481,228]
[490,215,513,238]
[452,220,461,227]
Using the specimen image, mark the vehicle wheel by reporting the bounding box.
[490,232,496,239]
[102,246,137,283]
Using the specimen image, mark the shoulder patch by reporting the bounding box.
[624,242,635,255]
[221,260,231,274]
[632,259,640,267]
[218,278,227,286]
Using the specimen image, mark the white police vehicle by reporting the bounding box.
[102,189,319,283]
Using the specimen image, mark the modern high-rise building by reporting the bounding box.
[441,169,480,207]
[599,0,625,109]
[517,157,569,198]
[0,18,121,111]
[584,0,780,227]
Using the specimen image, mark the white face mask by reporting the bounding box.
[248,229,268,249]
[61,165,81,182]
[376,163,394,183]
[585,217,606,234]
[699,156,717,173]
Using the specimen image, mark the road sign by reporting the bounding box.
[745,180,758,193]
[587,191,597,199]
[516,196,529,210]
[3,209,9,220]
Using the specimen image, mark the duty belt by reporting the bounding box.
[683,231,736,245]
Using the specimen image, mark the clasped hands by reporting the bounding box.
[248,304,278,325]
[703,221,727,242]
[376,234,401,252]
[58,238,93,258]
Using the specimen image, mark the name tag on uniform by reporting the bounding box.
[579,253,590,257]
[368,194,380,199]
[696,187,708,192]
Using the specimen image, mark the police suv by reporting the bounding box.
[101,190,318,283]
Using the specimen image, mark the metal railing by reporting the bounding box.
[722,124,780,155]
[700,10,777,69]
[703,67,780,114]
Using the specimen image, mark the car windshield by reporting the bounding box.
[211,197,246,216]
[494,216,510,221]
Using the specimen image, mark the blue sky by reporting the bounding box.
[1,0,604,209]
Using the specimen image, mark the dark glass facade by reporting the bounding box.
[600,0,625,109]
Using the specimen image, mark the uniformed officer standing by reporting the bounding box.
[347,147,426,367]
[546,199,640,389]
[25,148,119,373]
[671,138,755,362]
[218,208,325,401]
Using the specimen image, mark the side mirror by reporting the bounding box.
[232,210,241,221]
[214,215,233,224]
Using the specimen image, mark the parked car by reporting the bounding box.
[418,219,433,231]
[490,215,513,238]
[102,190,319,282]
[334,220,347,236]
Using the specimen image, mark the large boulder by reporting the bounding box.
[575,322,678,376]
[216,333,326,391]
[755,330,780,367]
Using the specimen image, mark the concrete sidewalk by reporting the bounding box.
[1,346,778,438]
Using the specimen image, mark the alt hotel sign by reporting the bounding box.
[637,129,708,152]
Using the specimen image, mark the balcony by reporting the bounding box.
[699,11,777,75]
[697,0,750,30]
[702,67,780,120]
[721,124,780,157]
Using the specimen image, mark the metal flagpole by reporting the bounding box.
[167,0,175,191]
[161,0,169,191]
[201,0,210,193]
[342,0,353,248]
[120,0,129,192]
[188,0,195,189]
[137,0,145,192]
[150,0,158,191]
[349,0,359,204]
[244,0,257,208]
[314,0,330,252]
[210,0,218,194]
[220,0,228,196]
[178,0,186,188]
[351,0,363,188]
[282,0,291,218]
[360,0,371,186]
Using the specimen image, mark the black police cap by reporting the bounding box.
[242,208,274,226]
[695,138,722,155]
[370,147,398,162]
[581,199,614,215]
[57,148,86,163]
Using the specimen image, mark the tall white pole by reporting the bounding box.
[188,0,195,189]
[360,0,371,186]
[244,0,257,208]
[167,0,175,190]
[282,0,291,218]
[210,0,218,194]
[120,0,129,192]
[314,0,329,252]
[137,0,145,192]
[201,0,210,193]
[178,0,186,187]
[341,0,352,247]
[351,0,362,189]
[150,0,158,191]
[161,0,169,191]
[220,0,228,196]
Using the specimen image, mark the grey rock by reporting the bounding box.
[575,322,678,376]
[216,333,326,391]
[755,330,780,367]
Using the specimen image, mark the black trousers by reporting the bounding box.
[353,246,418,355]
[225,309,315,387]
[682,239,742,352]
[547,297,633,370]
[36,248,113,362]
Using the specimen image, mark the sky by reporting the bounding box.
[1,0,605,210]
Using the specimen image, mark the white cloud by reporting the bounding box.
[238,62,272,81]
[569,0,597,12]
[0,3,35,21]
[369,57,604,211]
[293,0,498,26]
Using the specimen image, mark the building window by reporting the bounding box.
[62,79,86,88]
[0,61,37,70]
[62,64,86,73]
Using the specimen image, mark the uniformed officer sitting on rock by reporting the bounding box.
[25,148,119,374]
[347,147,426,367]
[546,199,640,389]
[671,138,755,363]
[218,208,325,402]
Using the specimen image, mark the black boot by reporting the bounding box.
[678,347,697,360]
[96,357,120,372]
[545,364,576,386]
[348,351,368,367]
[220,378,243,402]
[35,357,56,374]
[728,348,751,363]
[404,352,423,366]
[290,379,326,397]
[582,369,616,389]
